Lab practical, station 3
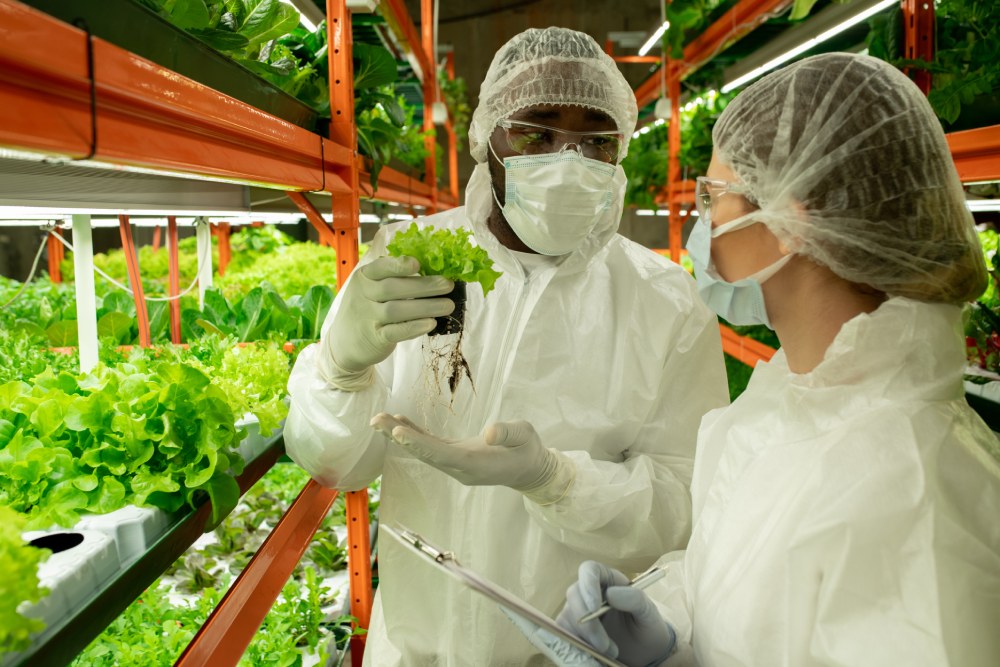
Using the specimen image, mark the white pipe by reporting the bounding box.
[72,214,99,373]
[196,217,213,308]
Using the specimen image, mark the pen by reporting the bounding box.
[577,566,666,623]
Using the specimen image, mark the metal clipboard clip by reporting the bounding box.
[383,524,460,565]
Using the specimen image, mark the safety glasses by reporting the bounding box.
[496,118,623,163]
[695,176,749,219]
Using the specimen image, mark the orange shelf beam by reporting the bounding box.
[175,481,340,667]
[947,124,1000,183]
[719,324,777,367]
[0,0,353,192]
[380,0,433,82]
[634,0,794,109]
[359,164,438,208]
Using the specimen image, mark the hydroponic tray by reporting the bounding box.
[2,432,287,667]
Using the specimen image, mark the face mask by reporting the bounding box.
[685,211,792,328]
[490,143,619,256]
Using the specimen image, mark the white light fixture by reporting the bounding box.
[0,207,310,223]
[721,0,896,93]
[638,21,669,57]
[346,0,380,12]
[431,101,449,125]
[283,0,323,32]
[359,214,381,223]
[968,200,1000,213]
[654,97,672,120]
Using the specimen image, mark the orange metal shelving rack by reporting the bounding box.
[0,0,461,664]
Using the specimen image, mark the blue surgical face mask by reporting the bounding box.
[685,210,792,329]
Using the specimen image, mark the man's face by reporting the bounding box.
[485,104,618,253]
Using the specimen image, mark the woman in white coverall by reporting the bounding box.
[556,53,1000,666]
[284,27,729,665]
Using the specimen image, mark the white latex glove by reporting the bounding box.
[323,256,455,390]
[557,561,676,667]
[370,413,575,502]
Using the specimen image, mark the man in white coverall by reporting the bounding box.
[285,26,728,665]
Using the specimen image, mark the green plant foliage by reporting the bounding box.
[217,239,342,301]
[182,337,291,434]
[724,353,754,402]
[868,0,1000,128]
[387,223,503,296]
[439,72,471,152]
[623,122,668,210]
[71,464,360,666]
[622,90,736,208]
[0,275,78,334]
[0,353,245,530]
[138,0,330,112]
[391,101,438,178]
[0,506,50,656]
[964,229,1000,373]
[59,232,215,298]
[70,575,225,666]
[661,0,726,59]
[181,283,335,343]
[0,330,77,385]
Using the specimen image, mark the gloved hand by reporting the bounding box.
[323,256,455,390]
[370,413,574,502]
[556,561,676,667]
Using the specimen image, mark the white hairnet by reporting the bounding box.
[469,27,639,164]
[713,52,986,304]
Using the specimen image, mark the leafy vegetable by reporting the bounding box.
[71,463,362,666]
[867,0,1000,128]
[386,223,503,296]
[138,0,330,112]
[0,354,245,530]
[0,506,50,655]
[0,329,77,385]
[439,71,471,153]
[182,337,291,435]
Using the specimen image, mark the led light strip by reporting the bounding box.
[638,21,670,57]
[721,0,896,93]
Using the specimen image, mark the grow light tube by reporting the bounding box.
[638,21,670,57]
[968,200,1000,213]
[721,0,896,93]
[283,0,323,32]
[0,207,310,221]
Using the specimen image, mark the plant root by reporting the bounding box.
[421,328,474,409]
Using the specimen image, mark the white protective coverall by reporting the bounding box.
[285,161,729,665]
[647,297,1000,666]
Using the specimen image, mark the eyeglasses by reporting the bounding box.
[496,119,623,163]
[695,176,749,218]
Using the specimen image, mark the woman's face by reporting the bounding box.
[705,153,787,283]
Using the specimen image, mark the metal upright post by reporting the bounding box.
[328,0,361,288]
[666,69,683,263]
[902,0,934,95]
[118,214,151,347]
[167,216,181,344]
[445,51,459,202]
[47,227,64,283]
[422,0,438,213]
[327,2,373,664]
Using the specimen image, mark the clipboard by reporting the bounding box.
[382,523,627,667]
